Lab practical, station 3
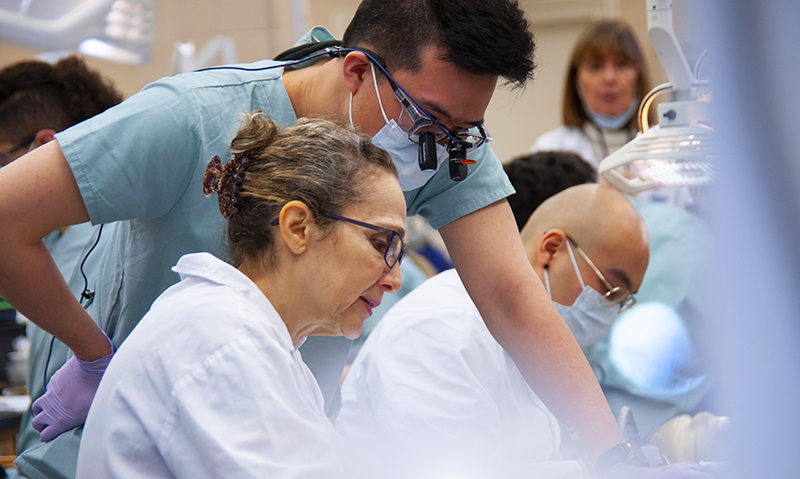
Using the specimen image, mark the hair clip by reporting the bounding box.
[202,154,248,218]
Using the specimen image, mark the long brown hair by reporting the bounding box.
[562,19,651,129]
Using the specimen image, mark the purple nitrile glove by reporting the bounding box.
[31,330,114,442]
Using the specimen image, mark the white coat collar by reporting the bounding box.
[172,252,303,350]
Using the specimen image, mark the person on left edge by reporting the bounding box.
[0,1,667,475]
[0,55,123,479]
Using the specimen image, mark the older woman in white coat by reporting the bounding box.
[77,112,406,479]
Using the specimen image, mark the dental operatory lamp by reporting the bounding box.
[598,0,713,194]
[0,0,155,65]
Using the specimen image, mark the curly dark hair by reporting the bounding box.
[0,55,123,144]
[342,0,535,88]
[503,151,597,230]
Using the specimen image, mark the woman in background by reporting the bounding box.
[530,19,651,168]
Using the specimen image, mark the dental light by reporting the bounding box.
[598,0,713,194]
[0,0,155,65]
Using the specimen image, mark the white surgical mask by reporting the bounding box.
[349,64,448,191]
[544,241,619,346]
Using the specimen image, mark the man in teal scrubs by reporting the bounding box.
[0,1,645,477]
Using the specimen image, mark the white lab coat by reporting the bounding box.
[336,269,584,479]
[78,253,370,479]
[530,124,635,169]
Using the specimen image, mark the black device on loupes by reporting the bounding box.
[448,144,469,181]
[418,131,438,171]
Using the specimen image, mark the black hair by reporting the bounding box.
[0,55,123,144]
[342,0,535,88]
[504,151,597,230]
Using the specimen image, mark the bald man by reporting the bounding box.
[335,184,650,478]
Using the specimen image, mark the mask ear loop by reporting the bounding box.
[369,63,390,124]
[565,241,586,289]
[348,91,355,130]
[543,266,553,300]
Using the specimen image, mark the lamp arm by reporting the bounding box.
[647,0,695,90]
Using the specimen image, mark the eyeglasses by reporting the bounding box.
[0,133,36,165]
[566,235,637,312]
[327,213,405,269]
[389,84,491,152]
[355,49,491,153]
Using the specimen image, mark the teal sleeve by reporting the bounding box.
[56,75,202,224]
[404,145,515,229]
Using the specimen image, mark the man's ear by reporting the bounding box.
[537,229,567,269]
[342,50,373,94]
[33,129,57,148]
[278,200,314,255]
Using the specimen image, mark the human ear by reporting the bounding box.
[342,51,372,94]
[537,229,567,269]
[278,200,314,255]
[33,129,57,148]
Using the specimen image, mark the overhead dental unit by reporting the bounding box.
[599,0,713,194]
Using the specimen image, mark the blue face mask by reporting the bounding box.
[584,96,639,131]
[544,241,619,346]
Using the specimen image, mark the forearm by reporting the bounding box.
[0,242,110,360]
[0,142,111,361]
[440,200,623,462]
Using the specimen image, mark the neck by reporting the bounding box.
[239,259,331,344]
[282,59,348,121]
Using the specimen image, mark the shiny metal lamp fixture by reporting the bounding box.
[0,0,155,65]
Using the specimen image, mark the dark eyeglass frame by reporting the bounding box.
[345,48,491,153]
[0,133,36,164]
[566,235,637,312]
[327,213,405,269]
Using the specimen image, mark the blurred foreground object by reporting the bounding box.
[649,412,731,464]
[0,0,155,65]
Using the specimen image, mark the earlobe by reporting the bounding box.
[278,201,314,255]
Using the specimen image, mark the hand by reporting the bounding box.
[31,331,114,442]
[604,462,720,479]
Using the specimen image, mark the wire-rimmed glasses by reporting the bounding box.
[566,235,637,312]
